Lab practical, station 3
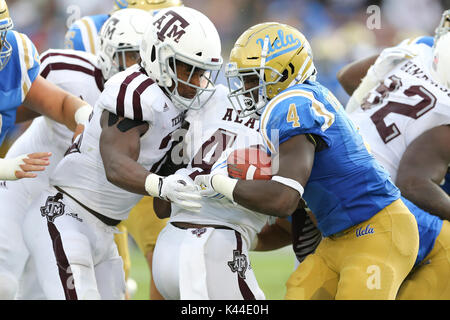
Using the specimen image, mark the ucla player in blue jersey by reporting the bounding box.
[0,0,93,182]
[194,22,420,300]
[64,0,182,55]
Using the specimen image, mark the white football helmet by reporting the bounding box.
[140,7,223,111]
[98,8,151,80]
[431,31,450,88]
[0,0,13,71]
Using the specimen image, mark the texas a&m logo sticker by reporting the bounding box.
[153,10,189,43]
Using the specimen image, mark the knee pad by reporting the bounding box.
[0,273,18,299]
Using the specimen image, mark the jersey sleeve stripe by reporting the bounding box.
[18,33,31,70]
[260,89,307,153]
[40,62,95,79]
[40,51,96,68]
[116,72,142,117]
[80,18,97,54]
[132,78,155,121]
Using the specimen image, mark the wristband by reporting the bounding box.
[145,173,163,198]
[271,175,304,197]
[211,174,238,202]
[0,155,27,180]
[74,104,93,125]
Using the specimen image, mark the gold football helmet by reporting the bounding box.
[113,0,183,12]
[435,9,450,41]
[225,22,316,118]
[0,0,13,71]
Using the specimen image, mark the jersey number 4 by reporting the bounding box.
[368,76,437,143]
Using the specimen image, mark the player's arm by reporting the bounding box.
[153,198,172,219]
[21,75,92,132]
[200,133,315,218]
[15,105,40,123]
[336,54,379,96]
[396,125,450,220]
[253,218,292,251]
[99,110,150,195]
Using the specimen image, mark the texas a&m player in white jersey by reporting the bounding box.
[346,35,450,183]
[337,10,450,299]
[152,84,268,300]
[21,7,222,300]
[0,8,152,300]
[65,0,185,300]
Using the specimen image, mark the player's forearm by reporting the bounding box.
[399,178,450,220]
[103,154,149,195]
[24,76,91,131]
[337,54,378,96]
[233,180,300,218]
[60,94,91,131]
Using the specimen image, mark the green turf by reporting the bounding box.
[128,243,295,300]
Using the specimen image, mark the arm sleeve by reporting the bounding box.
[260,91,333,154]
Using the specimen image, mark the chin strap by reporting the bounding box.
[256,35,270,110]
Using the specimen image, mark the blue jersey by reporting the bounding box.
[401,196,442,266]
[260,81,400,236]
[64,14,110,55]
[0,30,40,146]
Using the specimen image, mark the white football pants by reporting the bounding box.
[22,186,126,300]
[153,222,265,300]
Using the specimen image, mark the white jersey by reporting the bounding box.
[3,48,103,196]
[349,41,450,181]
[50,64,183,221]
[169,84,270,248]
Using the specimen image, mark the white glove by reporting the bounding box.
[145,173,202,212]
[193,147,236,199]
[194,149,240,201]
[348,43,418,113]
[371,43,418,81]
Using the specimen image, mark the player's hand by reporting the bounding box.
[5,152,52,180]
[194,174,224,199]
[371,44,418,80]
[194,152,231,199]
[160,174,202,212]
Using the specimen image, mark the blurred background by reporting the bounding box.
[3,0,450,299]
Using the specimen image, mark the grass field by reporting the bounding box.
[128,243,296,300]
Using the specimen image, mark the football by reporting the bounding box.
[227,147,272,180]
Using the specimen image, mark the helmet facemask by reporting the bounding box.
[156,42,221,111]
[0,18,13,71]
[100,41,140,80]
[435,9,450,43]
[225,62,283,119]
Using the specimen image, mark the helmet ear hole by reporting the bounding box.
[280,69,289,82]
[151,45,156,62]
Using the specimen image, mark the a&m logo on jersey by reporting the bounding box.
[153,10,189,43]
[227,249,248,279]
[40,193,65,223]
[256,29,302,62]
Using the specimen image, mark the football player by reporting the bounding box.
[64,0,182,55]
[21,7,222,300]
[195,22,420,299]
[64,0,184,300]
[0,7,152,300]
[337,9,450,299]
[151,84,269,300]
[0,0,93,181]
